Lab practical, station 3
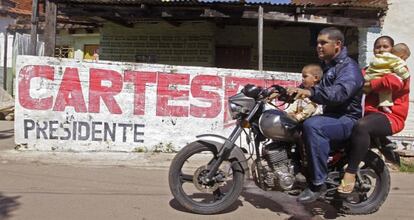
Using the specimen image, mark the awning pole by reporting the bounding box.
[3,30,8,90]
[45,0,57,57]
[258,6,263,72]
[30,0,39,55]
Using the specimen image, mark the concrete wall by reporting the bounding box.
[14,55,301,152]
[359,0,414,136]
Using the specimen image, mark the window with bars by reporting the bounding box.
[55,46,74,58]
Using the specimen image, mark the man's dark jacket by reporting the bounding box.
[309,47,364,120]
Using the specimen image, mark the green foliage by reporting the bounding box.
[133,146,148,153]
[152,142,177,153]
[399,160,414,173]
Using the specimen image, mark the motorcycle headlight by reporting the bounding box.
[229,102,242,119]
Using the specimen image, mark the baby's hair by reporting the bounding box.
[393,43,411,59]
[302,64,323,79]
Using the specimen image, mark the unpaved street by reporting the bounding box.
[0,161,413,220]
[0,121,414,220]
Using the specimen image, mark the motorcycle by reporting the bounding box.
[168,84,400,215]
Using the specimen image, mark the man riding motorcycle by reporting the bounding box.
[286,27,364,203]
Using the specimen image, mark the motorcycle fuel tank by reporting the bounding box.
[258,109,298,141]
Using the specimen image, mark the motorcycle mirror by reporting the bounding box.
[242,84,262,99]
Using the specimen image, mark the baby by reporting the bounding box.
[365,43,411,113]
[286,64,323,122]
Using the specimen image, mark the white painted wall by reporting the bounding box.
[361,0,414,137]
[15,55,301,152]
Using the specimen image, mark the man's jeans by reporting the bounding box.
[302,114,356,186]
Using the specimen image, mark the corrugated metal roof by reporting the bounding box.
[53,0,387,9]
[200,0,291,4]
[292,0,388,9]
[9,22,100,31]
[53,0,289,4]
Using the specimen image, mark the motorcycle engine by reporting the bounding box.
[260,142,295,191]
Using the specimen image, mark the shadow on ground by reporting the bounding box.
[0,129,13,140]
[169,198,243,214]
[242,180,345,220]
[168,179,346,219]
[0,193,20,219]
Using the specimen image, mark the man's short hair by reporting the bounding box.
[302,64,323,79]
[393,43,411,59]
[318,27,345,45]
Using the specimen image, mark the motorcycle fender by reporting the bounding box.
[379,147,401,166]
[195,135,249,172]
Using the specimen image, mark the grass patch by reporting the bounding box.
[152,142,177,153]
[399,159,414,173]
[133,146,148,153]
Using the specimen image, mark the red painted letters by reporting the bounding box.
[53,68,87,112]
[89,68,123,114]
[124,71,157,115]
[156,73,190,117]
[18,65,300,120]
[190,75,222,118]
[18,65,54,110]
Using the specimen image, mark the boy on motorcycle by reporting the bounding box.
[286,64,323,122]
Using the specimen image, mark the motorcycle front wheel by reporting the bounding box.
[168,141,245,214]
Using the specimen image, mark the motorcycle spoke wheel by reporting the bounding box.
[337,151,390,215]
[169,142,245,214]
[179,174,193,183]
[213,188,225,201]
[345,168,377,204]
[180,150,233,203]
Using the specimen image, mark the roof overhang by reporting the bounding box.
[50,0,385,28]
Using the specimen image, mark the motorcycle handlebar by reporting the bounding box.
[262,85,295,103]
[241,84,295,103]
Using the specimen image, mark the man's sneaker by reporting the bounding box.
[296,184,326,203]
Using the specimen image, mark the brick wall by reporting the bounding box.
[215,25,318,72]
[216,25,359,72]
[100,22,359,73]
[100,21,215,67]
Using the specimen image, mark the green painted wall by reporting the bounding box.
[56,31,100,59]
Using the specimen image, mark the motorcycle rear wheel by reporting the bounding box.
[338,150,391,215]
[168,141,245,214]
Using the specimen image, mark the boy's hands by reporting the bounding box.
[286,87,312,99]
